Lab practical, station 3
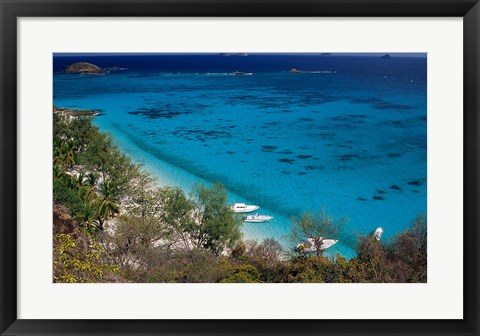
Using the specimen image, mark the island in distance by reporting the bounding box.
[65,62,126,74]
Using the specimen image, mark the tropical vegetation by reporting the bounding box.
[52,108,427,283]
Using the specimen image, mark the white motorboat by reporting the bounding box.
[230,203,259,213]
[243,213,273,223]
[373,227,384,241]
[296,237,338,253]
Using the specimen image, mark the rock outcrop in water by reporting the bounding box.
[228,70,253,75]
[380,54,392,59]
[288,68,336,74]
[65,62,104,74]
[219,53,248,56]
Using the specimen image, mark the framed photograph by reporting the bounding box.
[1,0,479,335]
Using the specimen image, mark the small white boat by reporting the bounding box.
[243,213,273,223]
[296,237,338,253]
[373,227,384,241]
[230,202,259,213]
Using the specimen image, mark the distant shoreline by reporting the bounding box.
[53,106,101,117]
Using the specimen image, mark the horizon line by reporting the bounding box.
[53,52,427,58]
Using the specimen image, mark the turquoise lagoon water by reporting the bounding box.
[53,54,427,258]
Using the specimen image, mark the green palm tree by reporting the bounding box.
[74,173,86,188]
[74,201,100,235]
[84,173,98,201]
[66,175,79,190]
[55,141,76,169]
[96,181,120,230]
[53,165,65,179]
[53,155,64,167]
[63,149,75,168]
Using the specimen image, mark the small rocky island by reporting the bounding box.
[380,53,392,59]
[65,62,104,74]
[228,70,253,75]
[288,68,336,74]
[219,53,248,57]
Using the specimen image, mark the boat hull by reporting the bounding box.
[296,239,338,253]
[373,227,384,241]
[230,205,259,213]
[243,216,273,223]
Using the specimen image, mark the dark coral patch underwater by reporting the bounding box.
[128,107,191,119]
[350,96,414,111]
[175,129,232,142]
[407,178,426,186]
[337,154,362,162]
[304,165,324,171]
[350,97,383,104]
[261,145,278,152]
[373,102,414,110]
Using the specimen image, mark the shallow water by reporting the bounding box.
[53,54,427,258]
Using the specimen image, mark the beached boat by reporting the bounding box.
[373,227,384,241]
[243,213,273,223]
[230,203,259,213]
[296,237,338,253]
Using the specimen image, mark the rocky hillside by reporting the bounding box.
[65,62,103,74]
[53,205,125,283]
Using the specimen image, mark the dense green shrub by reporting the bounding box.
[53,176,85,216]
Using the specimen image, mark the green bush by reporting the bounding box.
[53,176,84,217]
[221,264,260,283]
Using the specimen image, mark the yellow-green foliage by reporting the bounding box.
[221,264,260,283]
[53,234,120,283]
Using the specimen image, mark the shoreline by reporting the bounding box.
[53,106,101,117]
[89,113,358,259]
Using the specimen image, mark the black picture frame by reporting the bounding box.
[1,1,479,335]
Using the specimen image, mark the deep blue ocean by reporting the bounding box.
[53,54,427,258]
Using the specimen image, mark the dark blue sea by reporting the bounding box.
[53,53,427,258]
